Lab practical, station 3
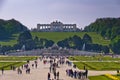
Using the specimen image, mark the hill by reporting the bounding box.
[0,19,28,40]
[31,32,110,45]
[84,18,120,39]
[0,32,110,46]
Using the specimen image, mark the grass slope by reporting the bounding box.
[31,32,110,45]
[0,34,18,46]
[0,32,110,46]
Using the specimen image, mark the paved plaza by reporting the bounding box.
[0,58,117,80]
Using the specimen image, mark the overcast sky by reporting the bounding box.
[0,0,120,29]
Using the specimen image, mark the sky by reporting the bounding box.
[0,0,120,29]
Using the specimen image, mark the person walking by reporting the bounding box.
[48,72,50,80]
[57,71,59,80]
[1,68,4,75]
[54,72,56,79]
[85,69,88,78]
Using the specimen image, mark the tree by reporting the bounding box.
[82,34,92,44]
[25,39,36,50]
[17,30,36,50]
[72,35,83,50]
[84,18,120,39]
[102,46,110,54]
[57,35,83,50]
[18,30,32,44]
[44,40,54,48]
[110,36,120,54]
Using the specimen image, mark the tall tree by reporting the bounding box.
[82,33,92,44]
[110,36,120,54]
[18,30,32,44]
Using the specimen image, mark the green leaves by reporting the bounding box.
[84,18,120,39]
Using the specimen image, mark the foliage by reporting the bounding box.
[110,36,120,54]
[31,32,110,45]
[57,34,109,53]
[57,35,83,50]
[84,18,120,39]
[18,30,32,44]
[0,19,28,40]
[82,33,92,44]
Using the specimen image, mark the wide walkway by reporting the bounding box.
[0,58,88,80]
[0,58,117,80]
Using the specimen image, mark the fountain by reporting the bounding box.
[21,45,25,51]
[82,43,85,51]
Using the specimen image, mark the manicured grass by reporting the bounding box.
[114,75,120,79]
[0,34,18,46]
[0,56,37,61]
[31,32,110,45]
[89,75,112,80]
[0,56,37,70]
[69,56,120,61]
[73,62,120,70]
[0,32,110,46]
[0,62,26,70]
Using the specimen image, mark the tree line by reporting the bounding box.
[0,30,54,55]
[0,18,120,54]
[0,31,110,55]
[84,17,120,54]
[0,19,28,40]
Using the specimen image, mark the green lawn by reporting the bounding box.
[0,34,18,46]
[0,62,26,70]
[114,75,120,79]
[73,62,120,70]
[0,32,110,46]
[0,56,37,61]
[89,75,112,80]
[89,75,120,80]
[0,56,37,70]
[31,32,110,45]
[69,56,120,61]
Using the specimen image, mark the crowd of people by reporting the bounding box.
[66,69,88,79]
[1,56,89,80]
[41,56,61,80]
[16,59,38,75]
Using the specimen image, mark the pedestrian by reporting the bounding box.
[57,71,59,80]
[117,70,119,74]
[85,69,88,78]
[54,72,56,79]
[48,72,50,80]
[17,67,22,74]
[49,66,52,73]
[32,64,34,68]
[35,63,37,68]
[84,65,86,70]
[1,68,4,74]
